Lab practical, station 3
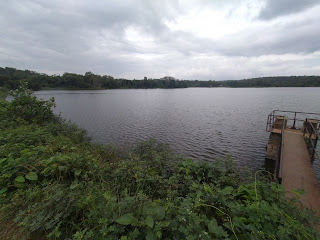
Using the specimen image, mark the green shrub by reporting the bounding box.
[0,87,7,100]
[6,83,56,124]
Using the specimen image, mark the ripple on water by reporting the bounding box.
[35,88,320,179]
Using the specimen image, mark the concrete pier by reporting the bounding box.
[281,130,320,211]
[265,110,320,216]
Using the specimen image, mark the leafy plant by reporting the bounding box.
[6,82,56,124]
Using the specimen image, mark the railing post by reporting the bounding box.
[272,112,275,128]
[311,148,315,162]
[292,112,297,129]
[312,135,318,161]
[309,127,312,149]
[303,118,307,136]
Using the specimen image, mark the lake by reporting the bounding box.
[35,88,320,179]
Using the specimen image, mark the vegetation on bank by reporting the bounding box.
[0,87,7,100]
[0,87,319,240]
[1,67,320,90]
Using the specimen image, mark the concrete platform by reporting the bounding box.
[281,130,320,213]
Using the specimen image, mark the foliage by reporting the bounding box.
[0,87,319,239]
[1,67,320,90]
[0,87,7,100]
[6,82,56,124]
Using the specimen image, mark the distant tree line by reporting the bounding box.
[218,76,320,87]
[1,67,320,90]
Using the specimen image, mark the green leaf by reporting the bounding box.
[154,206,165,220]
[232,216,244,228]
[291,188,306,195]
[70,182,78,190]
[58,166,67,171]
[26,172,38,181]
[146,229,156,240]
[159,221,170,228]
[116,213,135,225]
[20,149,29,155]
[197,175,202,181]
[0,158,7,165]
[15,175,25,183]
[186,236,196,240]
[145,216,154,228]
[14,182,26,188]
[204,184,213,194]
[0,188,8,195]
[208,219,227,238]
[221,186,234,195]
[74,169,82,176]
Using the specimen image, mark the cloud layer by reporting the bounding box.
[0,0,320,80]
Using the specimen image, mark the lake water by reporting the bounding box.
[35,88,320,178]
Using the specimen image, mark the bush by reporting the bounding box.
[6,83,56,124]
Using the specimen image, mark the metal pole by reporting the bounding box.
[309,128,312,149]
[311,149,315,162]
[272,113,275,128]
[303,119,307,136]
[291,112,297,129]
[314,136,318,149]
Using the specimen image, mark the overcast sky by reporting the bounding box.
[1,0,320,80]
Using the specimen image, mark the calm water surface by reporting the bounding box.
[35,88,320,178]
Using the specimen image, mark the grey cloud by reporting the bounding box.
[213,16,320,57]
[0,0,178,55]
[258,0,320,20]
[0,0,320,80]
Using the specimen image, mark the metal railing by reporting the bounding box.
[303,119,320,161]
[266,110,320,182]
[266,110,320,131]
[276,117,286,183]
